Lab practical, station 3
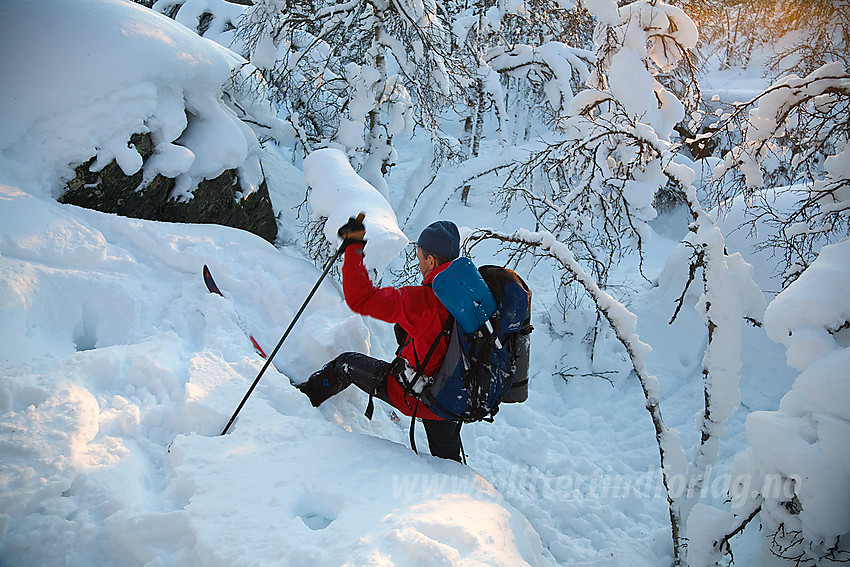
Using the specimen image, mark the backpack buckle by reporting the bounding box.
[392,357,432,396]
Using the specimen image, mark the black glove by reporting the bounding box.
[338,215,366,249]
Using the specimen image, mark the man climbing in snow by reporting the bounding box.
[297,218,463,462]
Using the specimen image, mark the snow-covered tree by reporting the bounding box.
[255,0,467,194]
[711,62,850,285]
[438,0,595,203]
[150,0,596,205]
[456,0,595,146]
[151,0,455,195]
[675,0,778,71]
[491,0,697,285]
[764,1,849,79]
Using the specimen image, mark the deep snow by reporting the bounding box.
[2,1,847,566]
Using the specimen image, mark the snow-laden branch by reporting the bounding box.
[465,226,689,565]
[713,62,849,190]
[705,62,850,283]
[666,164,766,559]
[485,42,592,113]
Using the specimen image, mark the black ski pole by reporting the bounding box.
[220,214,363,436]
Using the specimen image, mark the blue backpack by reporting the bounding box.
[400,259,532,424]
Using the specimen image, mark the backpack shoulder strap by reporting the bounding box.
[401,314,454,393]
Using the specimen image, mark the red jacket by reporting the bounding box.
[342,242,450,419]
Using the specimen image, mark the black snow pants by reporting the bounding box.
[298,352,463,462]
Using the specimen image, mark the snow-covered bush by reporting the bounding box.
[725,239,850,566]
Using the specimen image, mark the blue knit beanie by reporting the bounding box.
[417,221,460,261]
